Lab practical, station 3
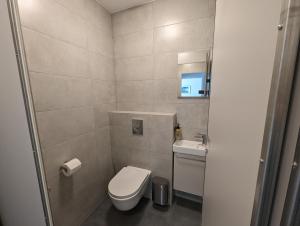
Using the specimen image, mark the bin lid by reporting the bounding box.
[152,176,169,185]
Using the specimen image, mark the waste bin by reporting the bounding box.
[152,176,169,206]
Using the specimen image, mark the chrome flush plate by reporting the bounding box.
[132,119,143,135]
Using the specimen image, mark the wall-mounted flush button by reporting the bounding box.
[132,119,143,135]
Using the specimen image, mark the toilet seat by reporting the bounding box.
[108,166,151,199]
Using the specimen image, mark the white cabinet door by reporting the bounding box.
[174,153,205,196]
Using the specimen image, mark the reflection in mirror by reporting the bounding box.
[178,50,211,98]
[181,72,207,97]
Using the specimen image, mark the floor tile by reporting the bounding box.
[81,196,202,226]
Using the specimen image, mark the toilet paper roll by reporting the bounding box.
[61,158,81,177]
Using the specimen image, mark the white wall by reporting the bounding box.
[0,1,46,226]
[202,0,282,226]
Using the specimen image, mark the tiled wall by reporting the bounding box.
[18,0,115,225]
[109,111,176,203]
[113,0,215,139]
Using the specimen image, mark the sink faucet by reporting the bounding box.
[194,133,207,145]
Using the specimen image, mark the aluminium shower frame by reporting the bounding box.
[251,0,300,225]
[6,0,54,225]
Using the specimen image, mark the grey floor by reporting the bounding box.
[82,196,202,226]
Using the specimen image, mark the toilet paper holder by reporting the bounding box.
[60,158,82,177]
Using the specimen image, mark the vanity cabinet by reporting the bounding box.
[174,153,206,196]
[173,140,207,197]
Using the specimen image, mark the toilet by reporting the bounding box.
[108,166,151,211]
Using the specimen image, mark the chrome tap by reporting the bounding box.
[194,133,207,145]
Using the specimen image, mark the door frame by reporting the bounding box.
[251,0,300,225]
[280,127,300,225]
[6,0,53,225]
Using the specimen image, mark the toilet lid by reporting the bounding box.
[108,166,151,199]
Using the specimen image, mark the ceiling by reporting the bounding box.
[96,0,154,13]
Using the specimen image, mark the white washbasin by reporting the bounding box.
[173,140,208,157]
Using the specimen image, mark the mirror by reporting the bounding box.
[177,50,211,98]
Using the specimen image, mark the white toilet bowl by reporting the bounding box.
[108,166,151,211]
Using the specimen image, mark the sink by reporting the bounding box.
[173,140,208,157]
[173,140,207,196]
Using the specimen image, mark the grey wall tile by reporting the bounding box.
[153,102,209,138]
[149,129,174,154]
[87,24,113,57]
[150,114,176,132]
[95,126,114,180]
[154,23,184,53]
[150,152,172,180]
[23,28,88,77]
[117,80,153,104]
[44,135,103,226]
[111,125,151,150]
[152,78,179,103]
[18,0,87,47]
[66,78,93,108]
[149,114,175,154]
[94,103,116,128]
[129,128,151,149]
[29,72,69,112]
[152,103,178,113]
[109,112,131,127]
[154,52,178,79]
[36,110,73,148]
[110,111,152,128]
[181,126,208,141]
[43,132,104,226]
[154,18,214,54]
[95,126,111,152]
[47,168,103,226]
[182,18,215,51]
[42,138,71,181]
[92,80,116,104]
[68,107,95,138]
[111,126,130,148]
[88,52,114,81]
[19,1,116,225]
[113,3,153,37]
[114,30,153,58]
[117,103,153,112]
[176,102,209,130]
[153,0,210,27]
[43,132,97,181]
[150,152,173,201]
[113,1,214,140]
[55,0,87,19]
[128,147,151,169]
[115,55,153,81]
[29,73,93,111]
[84,0,112,33]
[36,107,94,149]
[111,145,129,172]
